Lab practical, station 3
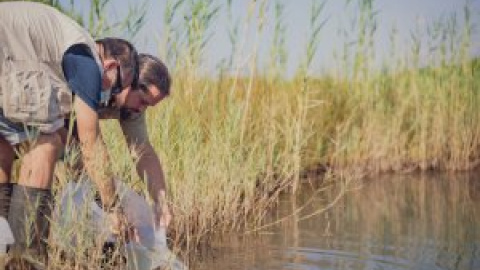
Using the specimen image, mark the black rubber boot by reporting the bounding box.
[7,185,52,269]
[0,183,13,218]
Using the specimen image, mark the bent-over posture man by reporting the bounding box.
[66,53,173,231]
[0,1,159,267]
[100,53,172,229]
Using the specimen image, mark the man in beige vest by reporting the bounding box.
[0,2,167,267]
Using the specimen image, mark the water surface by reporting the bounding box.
[195,173,480,270]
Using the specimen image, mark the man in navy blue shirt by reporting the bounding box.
[62,52,173,232]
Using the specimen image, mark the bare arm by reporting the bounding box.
[74,97,117,208]
[135,143,166,202]
[120,113,171,228]
[132,142,171,228]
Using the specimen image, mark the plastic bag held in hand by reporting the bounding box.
[53,179,187,270]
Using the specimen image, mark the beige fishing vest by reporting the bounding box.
[0,2,102,133]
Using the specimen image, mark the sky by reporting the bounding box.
[61,0,480,77]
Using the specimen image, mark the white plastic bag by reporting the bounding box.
[0,217,14,270]
[53,179,187,270]
[0,216,14,254]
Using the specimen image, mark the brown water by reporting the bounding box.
[195,172,480,270]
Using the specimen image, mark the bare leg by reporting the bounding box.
[7,132,63,266]
[0,136,15,184]
[17,133,63,189]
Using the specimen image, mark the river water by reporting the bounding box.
[195,172,480,270]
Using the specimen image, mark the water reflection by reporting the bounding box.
[195,173,480,270]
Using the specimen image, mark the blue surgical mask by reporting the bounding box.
[100,89,112,106]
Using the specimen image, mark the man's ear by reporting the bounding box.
[103,58,119,72]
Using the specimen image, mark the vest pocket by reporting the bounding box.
[1,65,62,127]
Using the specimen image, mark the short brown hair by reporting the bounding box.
[96,38,139,87]
[138,54,171,96]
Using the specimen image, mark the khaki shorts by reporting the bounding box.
[0,108,39,145]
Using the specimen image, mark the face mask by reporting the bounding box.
[100,89,112,107]
[111,65,124,95]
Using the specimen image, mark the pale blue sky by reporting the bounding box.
[61,0,480,76]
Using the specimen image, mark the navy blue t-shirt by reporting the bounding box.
[61,44,102,110]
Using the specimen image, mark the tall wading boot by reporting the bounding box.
[7,185,52,270]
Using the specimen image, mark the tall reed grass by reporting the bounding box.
[15,0,480,267]
[145,0,478,248]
